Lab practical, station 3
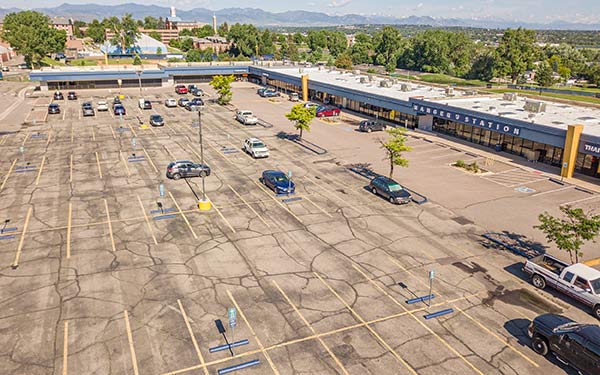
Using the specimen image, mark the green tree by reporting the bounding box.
[586,64,600,87]
[156,47,162,55]
[73,20,86,38]
[494,28,537,83]
[86,19,106,43]
[157,17,166,29]
[380,127,412,178]
[260,29,275,55]
[194,25,214,38]
[209,74,235,105]
[217,22,229,37]
[227,23,260,57]
[109,14,140,53]
[535,206,600,263]
[536,61,555,88]
[143,16,158,29]
[326,31,348,57]
[468,51,496,81]
[307,30,327,51]
[373,26,403,72]
[179,37,194,52]
[334,53,353,69]
[1,11,67,67]
[148,31,162,42]
[350,33,372,65]
[285,104,316,139]
[293,33,305,45]
[132,54,142,65]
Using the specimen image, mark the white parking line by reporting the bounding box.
[560,194,600,207]
[531,185,575,197]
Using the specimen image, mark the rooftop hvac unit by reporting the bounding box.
[400,83,411,92]
[524,100,546,113]
[353,70,361,75]
[360,77,368,84]
[368,74,374,81]
[380,80,392,88]
[528,113,536,119]
[299,68,304,74]
[488,106,496,112]
[503,92,518,101]
[445,87,455,96]
[465,90,477,96]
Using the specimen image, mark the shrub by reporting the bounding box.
[454,160,466,168]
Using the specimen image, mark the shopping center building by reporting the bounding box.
[29,62,600,180]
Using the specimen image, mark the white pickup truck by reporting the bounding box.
[523,254,600,319]
[235,110,258,125]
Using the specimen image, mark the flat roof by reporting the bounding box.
[264,66,600,138]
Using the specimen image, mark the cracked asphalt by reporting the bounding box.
[0,83,592,375]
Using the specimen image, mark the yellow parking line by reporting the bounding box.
[302,195,332,217]
[69,154,73,183]
[66,202,72,259]
[227,290,280,375]
[168,191,198,239]
[141,146,159,173]
[204,194,236,233]
[454,305,539,367]
[160,293,480,375]
[252,180,303,223]
[128,123,138,137]
[120,151,131,177]
[104,199,116,252]
[34,156,46,186]
[12,206,32,268]
[95,152,103,179]
[22,131,29,146]
[70,126,74,144]
[177,299,209,375]
[1,159,17,192]
[227,184,270,227]
[91,127,96,142]
[352,264,484,375]
[123,310,140,375]
[46,131,52,146]
[62,321,69,375]
[137,195,158,245]
[272,280,349,375]
[109,124,116,139]
[314,272,418,375]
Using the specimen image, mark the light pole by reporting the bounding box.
[197,106,211,211]
[135,67,143,98]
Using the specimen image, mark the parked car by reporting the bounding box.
[369,176,412,204]
[304,102,319,110]
[289,92,300,101]
[17,63,30,69]
[185,98,204,111]
[187,84,198,92]
[359,120,386,132]
[97,100,109,111]
[164,98,178,107]
[67,91,77,100]
[175,85,188,94]
[261,170,295,195]
[190,98,204,106]
[243,138,269,158]
[235,110,258,125]
[257,87,274,95]
[113,97,122,106]
[523,254,600,319]
[113,104,126,116]
[316,105,341,118]
[1,66,9,72]
[528,313,600,375]
[138,99,152,110]
[149,114,164,127]
[260,89,279,98]
[178,98,190,107]
[82,102,95,117]
[191,88,204,97]
[48,103,61,114]
[53,91,64,100]
[166,160,211,180]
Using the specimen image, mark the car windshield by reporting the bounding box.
[388,184,403,192]
[252,142,265,148]
[274,175,288,183]
[591,278,600,294]
[151,115,162,120]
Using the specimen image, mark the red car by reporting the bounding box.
[175,85,188,94]
[316,105,341,118]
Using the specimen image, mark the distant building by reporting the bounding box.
[165,7,205,31]
[0,43,15,62]
[106,28,179,45]
[51,18,74,40]
[190,36,230,53]
[101,33,168,56]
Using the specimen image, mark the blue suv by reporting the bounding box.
[261,170,295,195]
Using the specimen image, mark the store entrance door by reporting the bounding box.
[582,156,600,177]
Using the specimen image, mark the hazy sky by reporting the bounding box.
[1,0,600,23]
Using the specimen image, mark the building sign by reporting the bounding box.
[583,142,600,157]
[412,104,522,136]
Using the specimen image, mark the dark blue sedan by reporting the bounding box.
[261,170,295,195]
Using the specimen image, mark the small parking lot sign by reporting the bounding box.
[228,307,237,328]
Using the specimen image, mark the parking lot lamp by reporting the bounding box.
[197,107,211,211]
[135,67,143,98]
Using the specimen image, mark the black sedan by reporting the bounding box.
[368,176,411,204]
[53,91,64,100]
[149,114,164,127]
[261,170,295,195]
[67,91,77,100]
[48,103,61,114]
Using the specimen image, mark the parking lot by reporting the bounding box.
[0,84,597,375]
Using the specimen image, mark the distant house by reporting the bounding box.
[191,36,230,53]
[101,33,168,57]
[51,18,74,40]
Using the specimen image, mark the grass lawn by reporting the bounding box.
[485,88,600,105]
[68,59,99,66]
[40,57,65,67]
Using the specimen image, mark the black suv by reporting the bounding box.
[529,314,600,375]
[359,120,386,132]
[368,176,412,204]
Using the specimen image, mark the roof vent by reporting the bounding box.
[503,92,518,101]
[360,77,368,84]
[353,69,361,75]
[445,87,454,96]
[528,113,536,119]
[524,100,546,113]
[400,83,411,92]
[380,80,392,88]
[488,106,496,112]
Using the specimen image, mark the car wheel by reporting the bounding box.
[532,274,546,289]
[172,173,181,180]
[389,196,396,204]
[593,305,600,320]
[371,187,378,195]
[531,336,549,356]
[367,128,372,133]
[199,171,207,178]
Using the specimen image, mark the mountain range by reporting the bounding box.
[1,3,599,30]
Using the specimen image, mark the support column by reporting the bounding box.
[561,124,584,178]
[301,74,308,102]
[418,115,434,132]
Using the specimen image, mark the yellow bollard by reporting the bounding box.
[119,94,125,100]
[198,199,211,211]
[139,124,149,129]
